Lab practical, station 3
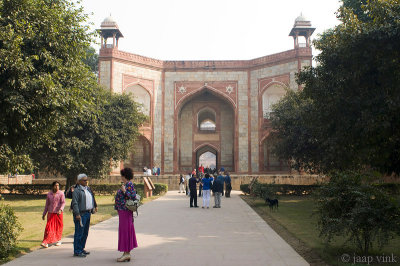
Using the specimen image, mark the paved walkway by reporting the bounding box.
[5,191,308,266]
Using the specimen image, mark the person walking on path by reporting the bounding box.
[201,173,213,209]
[115,168,138,262]
[224,171,232,197]
[41,181,65,248]
[213,173,224,208]
[179,174,185,193]
[185,173,191,196]
[189,174,199,208]
[71,173,97,258]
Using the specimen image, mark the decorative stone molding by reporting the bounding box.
[174,81,238,110]
[258,74,290,94]
[122,74,155,96]
[177,85,186,94]
[226,85,234,94]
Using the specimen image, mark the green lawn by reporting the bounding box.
[1,194,159,263]
[242,195,400,266]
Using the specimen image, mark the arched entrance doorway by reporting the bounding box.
[196,146,218,172]
[177,89,235,173]
[124,135,151,172]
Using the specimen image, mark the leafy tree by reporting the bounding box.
[315,171,400,254]
[33,89,147,188]
[271,0,400,174]
[83,46,99,75]
[0,0,97,174]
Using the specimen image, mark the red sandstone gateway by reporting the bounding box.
[97,15,314,175]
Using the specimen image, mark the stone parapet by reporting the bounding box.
[0,175,33,185]
[99,47,312,71]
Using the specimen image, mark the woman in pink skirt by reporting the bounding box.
[114,168,138,262]
[41,181,65,248]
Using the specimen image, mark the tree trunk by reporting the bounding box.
[65,174,76,191]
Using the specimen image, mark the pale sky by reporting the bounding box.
[80,0,341,60]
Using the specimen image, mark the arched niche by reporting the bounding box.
[262,83,286,119]
[125,84,151,117]
[124,136,151,172]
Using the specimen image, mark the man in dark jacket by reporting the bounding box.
[224,171,232,198]
[71,174,97,257]
[212,172,224,208]
[188,174,199,208]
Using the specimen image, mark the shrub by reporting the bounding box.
[153,183,168,195]
[240,184,250,194]
[240,182,319,197]
[134,183,144,191]
[89,184,121,195]
[0,204,22,259]
[373,183,400,195]
[315,171,400,254]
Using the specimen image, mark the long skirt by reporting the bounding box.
[42,213,63,244]
[118,210,138,252]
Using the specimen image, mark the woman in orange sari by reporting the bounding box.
[41,181,65,248]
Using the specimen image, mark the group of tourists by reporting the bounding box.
[39,166,232,261]
[143,166,161,176]
[180,167,232,209]
[40,168,138,262]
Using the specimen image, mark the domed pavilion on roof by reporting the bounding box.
[97,15,315,175]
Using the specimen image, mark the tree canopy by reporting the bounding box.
[32,89,147,186]
[0,0,97,173]
[271,0,400,174]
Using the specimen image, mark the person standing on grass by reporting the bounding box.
[41,181,65,248]
[114,168,138,262]
[71,173,97,258]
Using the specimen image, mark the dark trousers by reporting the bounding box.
[198,184,202,197]
[225,184,232,197]
[73,211,91,255]
[190,189,198,207]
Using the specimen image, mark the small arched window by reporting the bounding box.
[197,107,216,132]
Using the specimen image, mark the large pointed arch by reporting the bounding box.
[175,88,236,173]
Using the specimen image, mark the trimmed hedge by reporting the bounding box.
[0,183,168,198]
[0,184,64,195]
[240,182,400,198]
[240,182,320,197]
[153,183,168,195]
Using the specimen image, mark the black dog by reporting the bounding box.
[265,197,279,211]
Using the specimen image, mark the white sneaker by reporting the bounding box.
[41,243,48,248]
[56,241,62,246]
